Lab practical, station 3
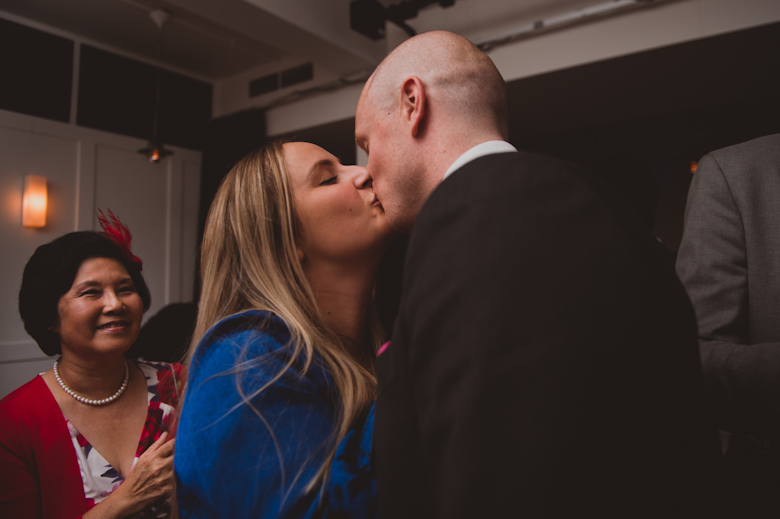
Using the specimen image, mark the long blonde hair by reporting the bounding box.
[187,141,383,492]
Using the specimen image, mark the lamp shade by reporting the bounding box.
[138,140,173,163]
[22,175,47,228]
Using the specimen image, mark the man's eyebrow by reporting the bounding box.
[307,159,335,180]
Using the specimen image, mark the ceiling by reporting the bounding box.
[0,0,602,82]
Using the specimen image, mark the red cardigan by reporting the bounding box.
[0,375,88,519]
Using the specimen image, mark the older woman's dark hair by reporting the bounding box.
[18,231,151,356]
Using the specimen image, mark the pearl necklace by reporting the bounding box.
[53,357,129,406]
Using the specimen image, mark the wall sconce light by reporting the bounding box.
[22,175,47,228]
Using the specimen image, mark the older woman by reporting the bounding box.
[175,141,393,518]
[0,218,182,519]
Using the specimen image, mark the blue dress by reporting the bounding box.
[175,310,376,518]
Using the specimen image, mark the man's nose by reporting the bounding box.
[352,166,373,189]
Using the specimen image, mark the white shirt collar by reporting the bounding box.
[442,140,518,182]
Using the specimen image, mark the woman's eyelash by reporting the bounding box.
[79,286,135,296]
[319,176,337,186]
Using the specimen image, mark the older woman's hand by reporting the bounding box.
[83,432,176,519]
[122,431,176,509]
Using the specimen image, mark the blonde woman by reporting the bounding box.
[175,141,393,518]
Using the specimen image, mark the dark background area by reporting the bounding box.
[0,17,212,151]
[508,21,780,251]
[77,45,212,151]
[0,17,74,122]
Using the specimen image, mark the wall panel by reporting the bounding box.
[180,160,201,300]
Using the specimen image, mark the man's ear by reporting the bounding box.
[401,76,425,138]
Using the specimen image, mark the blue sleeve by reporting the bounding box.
[326,402,377,518]
[175,316,376,519]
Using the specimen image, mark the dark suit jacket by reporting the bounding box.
[375,151,718,518]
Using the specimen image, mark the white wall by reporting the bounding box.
[236,0,780,143]
[0,109,201,399]
[487,0,780,84]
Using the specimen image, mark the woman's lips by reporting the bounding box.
[96,320,130,331]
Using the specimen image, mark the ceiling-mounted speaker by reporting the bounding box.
[351,0,456,40]
[350,0,387,41]
[149,9,171,30]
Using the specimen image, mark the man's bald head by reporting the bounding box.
[355,31,509,233]
[364,31,508,139]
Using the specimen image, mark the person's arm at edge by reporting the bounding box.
[676,153,780,440]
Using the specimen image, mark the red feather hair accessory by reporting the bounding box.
[97,209,143,271]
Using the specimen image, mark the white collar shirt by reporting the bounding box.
[441,140,518,183]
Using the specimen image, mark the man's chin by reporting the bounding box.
[388,217,415,236]
[381,202,419,235]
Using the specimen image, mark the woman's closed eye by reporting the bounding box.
[319,176,337,186]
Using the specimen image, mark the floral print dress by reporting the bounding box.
[62,360,182,518]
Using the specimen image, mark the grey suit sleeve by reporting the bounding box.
[676,153,780,440]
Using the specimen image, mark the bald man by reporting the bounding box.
[357,31,718,518]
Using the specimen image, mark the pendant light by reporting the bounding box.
[138,9,173,164]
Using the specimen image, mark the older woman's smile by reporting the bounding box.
[96,320,131,331]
